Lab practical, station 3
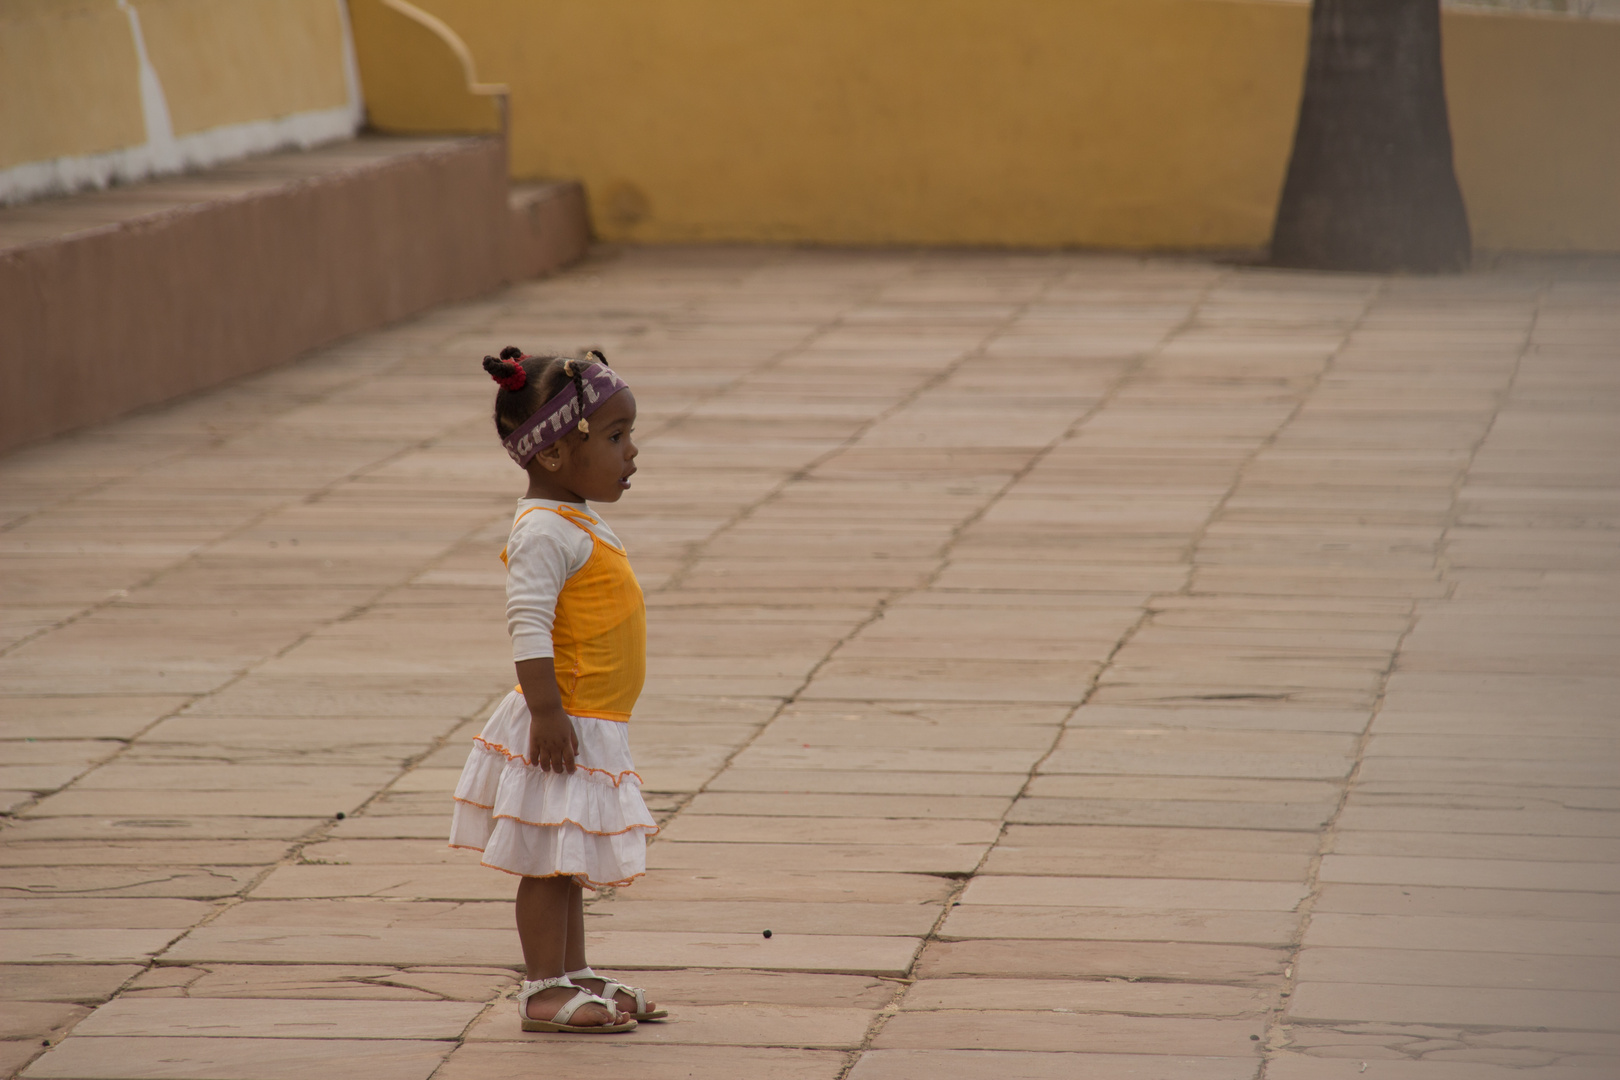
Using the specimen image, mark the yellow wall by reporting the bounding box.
[6,0,1616,250]
[1445,12,1620,252]
[0,0,352,181]
[347,0,502,134]
[0,1,147,170]
[136,0,352,136]
[412,0,1309,249]
[406,0,1620,253]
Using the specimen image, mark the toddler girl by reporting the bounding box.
[450,348,664,1034]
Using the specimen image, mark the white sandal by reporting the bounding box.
[568,966,669,1021]
[517,974,637,1033]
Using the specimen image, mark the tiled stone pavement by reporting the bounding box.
[1,246,1617,1080]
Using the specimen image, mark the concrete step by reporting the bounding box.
[0,136,589,454]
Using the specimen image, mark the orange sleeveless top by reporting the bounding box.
[502,505,646,723]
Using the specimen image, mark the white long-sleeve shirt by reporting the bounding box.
[505,499,624,663]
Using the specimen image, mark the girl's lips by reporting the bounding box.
[619,467,636,488]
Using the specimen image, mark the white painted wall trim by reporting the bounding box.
[0,0,363,206]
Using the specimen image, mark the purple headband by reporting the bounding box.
[503,361,629,466]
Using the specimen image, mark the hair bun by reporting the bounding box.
[483,354,527,392]
[499,345,524,360]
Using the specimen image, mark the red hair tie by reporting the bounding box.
[492,359,528,392]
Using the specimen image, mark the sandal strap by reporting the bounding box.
[516,976,616,1026]
[516,974,573,1006]
[565,969,648,1013]
[551,987,613,1027]
[599,978,648,1013]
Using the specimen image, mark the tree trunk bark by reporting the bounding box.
[1270,0,1471,272]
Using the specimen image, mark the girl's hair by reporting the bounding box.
[481,347,607,440]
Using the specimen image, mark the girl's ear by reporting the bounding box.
[534,441,564,472]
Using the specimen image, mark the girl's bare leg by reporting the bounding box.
[564,878,589,973]
[563,879,659,1015]
[515,876,624,1025]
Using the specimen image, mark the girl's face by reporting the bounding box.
[532,389,639,503]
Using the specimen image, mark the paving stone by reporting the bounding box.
[587,930,921,977]
[1329,831,1620,863]
[706,768,1028,796]
[1026,774,1343,804]
[464,1000,873,1047]
[1287,982,1620,1031]
[941,906,1300,946]
[961,876,1309,911]
[0,699,172,744]
[1009,797,1333,831]
[249,864,515,901]
[729,744,1045,774]
[1041,747,1353,781]
[647,841,988,875]
[140,714,457,751]
[0,930,181,964]
[323,815,451,839]
[1313,883,1620,921]
[436,1043,846,1080]
[0,1041,44,1079]
[70,997,484,1038]
[585,899,941,936]
[0,817,322,842]
[872,1010,1264,1054]
[756,713,1065,749]
[623,869,953,904]
[159,926,516,967]
[1303,914,1620,955]
[0,841,292,867]
[657,814,1002,846]
[0,1001,90,1040]
[902,978,1272,1016]
[611,969,894,1008]
[66,763,402,792]
[296,838,480,864]
[0,866,259,899]
[121,965,514,1001]
[999,824,1320,855]
[1318,855,1620,892]
[915,939,1286,982]
[0,900,212,929]
[847,1049,1258,1080]
[20,1036,452,1080]
[982,846,1311,881]
[207,900,512,930]
[0,966,143,1003]
[1264,1052,1616,1079]
[23,789,379,818]
[1294,946,1620,992]
[683,791,1014,819]
[163,922,920,976]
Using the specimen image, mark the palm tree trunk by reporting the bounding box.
[1270,0,1471,272]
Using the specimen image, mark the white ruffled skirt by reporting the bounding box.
[448,689,656,888]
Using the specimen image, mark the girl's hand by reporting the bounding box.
[514,658,577,773]
[527,706,579,773]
